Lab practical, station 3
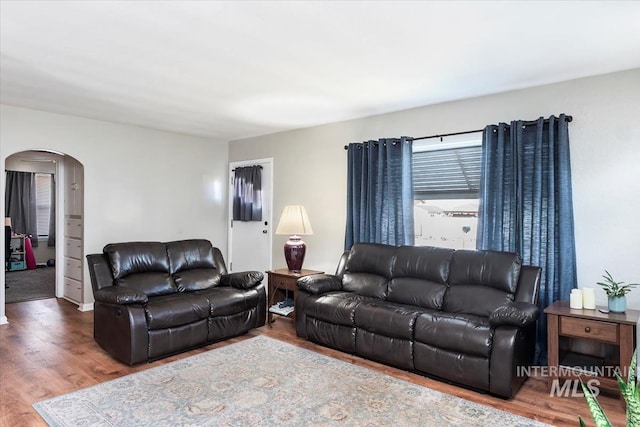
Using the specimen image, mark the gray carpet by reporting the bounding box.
[5,267,56,303]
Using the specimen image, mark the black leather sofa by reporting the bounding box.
[295,243,541,398]
[87,239,266,365]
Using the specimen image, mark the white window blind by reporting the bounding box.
[35,173,52,237]
[412,145,482,200]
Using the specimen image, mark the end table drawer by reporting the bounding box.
[560,317,618,343]
[271,276,297,291]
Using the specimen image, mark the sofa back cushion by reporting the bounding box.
[387,246,454,309]
[117,272,176,297]
[104,242,171,279]
[443,250,521,317]
[342,243,396,298]
[103,242,176,297]
[166,239,217,273]
[166,240,228,291]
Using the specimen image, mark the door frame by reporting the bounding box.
[227,157,273,273]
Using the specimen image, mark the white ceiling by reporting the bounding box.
[1,1,639,141]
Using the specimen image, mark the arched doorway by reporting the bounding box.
[3,150,85,315]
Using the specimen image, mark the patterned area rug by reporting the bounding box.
[34,336,550,426]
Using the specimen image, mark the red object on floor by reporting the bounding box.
[24,236,37,270]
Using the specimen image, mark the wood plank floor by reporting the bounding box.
[0,298,627,427]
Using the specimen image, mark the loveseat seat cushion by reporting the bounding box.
[354,301,421,340]
[304,292,369,326]
[144,293,210,330]
[198,286,261,317]
[414,311,493,358]
[116,272,177,297]
[173,268,221,292]
[166,239,223,274]
[104,242,170,279]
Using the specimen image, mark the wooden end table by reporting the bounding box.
[266,268,323,325]
[545,300,639,394]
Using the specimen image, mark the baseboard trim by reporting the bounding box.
[78,302,94,312]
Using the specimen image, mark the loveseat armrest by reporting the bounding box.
[489,302,539,328]
[94,286,148,305]
[220,271,264,289]
[297,274,343,294]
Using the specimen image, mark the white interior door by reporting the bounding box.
[228,158,272,274]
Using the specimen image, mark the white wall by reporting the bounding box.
[0,105,229,323]
[229,69,640,309]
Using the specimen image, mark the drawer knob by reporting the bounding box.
[585,327,591,333]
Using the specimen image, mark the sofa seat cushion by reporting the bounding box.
[144,293,210,330]
[354,301,421,340]
[414,311,493,358]
[173,268,221,292]
[304,292,369,326]
[198,286,260,317]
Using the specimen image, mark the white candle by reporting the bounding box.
[570,289,583,309]
[582,288,596,309]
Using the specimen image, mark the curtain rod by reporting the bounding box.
[413,128,483,142]
[231,165,263,172]
[343,115,572,149]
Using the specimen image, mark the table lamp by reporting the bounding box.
[275,205,313,273]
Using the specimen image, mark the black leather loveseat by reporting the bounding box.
[295,243,541,398]
[87,239,266,365]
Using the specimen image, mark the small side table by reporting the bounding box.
[545,300,639,393]
[267,268,323,325]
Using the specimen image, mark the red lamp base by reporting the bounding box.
[284,235,306,273]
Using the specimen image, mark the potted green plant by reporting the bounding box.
[579,350,639,426]
[596,270,638,313]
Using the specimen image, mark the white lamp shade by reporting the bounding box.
[275,205,313,235]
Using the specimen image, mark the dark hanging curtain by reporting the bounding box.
[477,114,576,365]
[48,174,56,246]
[5,171,38,247]
[345,136,414,249]
[232,165,262,221]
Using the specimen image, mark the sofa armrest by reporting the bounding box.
[94,286,148,305]
[297,274,343,294]
[489,302,539,328]
[220,271,264,289]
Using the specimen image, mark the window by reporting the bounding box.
[413,133,482,250]
[35,173,52,238]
